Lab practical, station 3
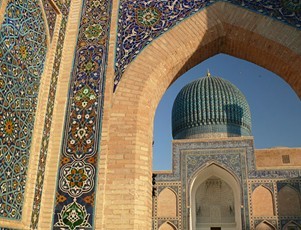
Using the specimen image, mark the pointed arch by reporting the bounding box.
[283,220,301,230]
[189,163,242,230]
[157,188,177,218]
[278,185,301,216]
[105,1,301,229]
[252,185,275,216]
[159,221,177,230]
[255,220,276,230]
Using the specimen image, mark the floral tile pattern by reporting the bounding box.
[51,0,112,229]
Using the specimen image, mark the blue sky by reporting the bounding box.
[153,54,301,170]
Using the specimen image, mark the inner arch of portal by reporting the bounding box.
[189,163,242,230]
[101,2,301,229]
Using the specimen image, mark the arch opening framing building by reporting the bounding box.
[0,0,300,229]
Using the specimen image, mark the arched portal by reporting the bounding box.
[103,2,301,229]
[190,164,241,230]
[159,222,177,230]
[278,185,301,216]
[255,221,276,230]
[252,186,275,217]
[157,188,177,218]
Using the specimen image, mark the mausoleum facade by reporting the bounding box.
[152,75,301,230]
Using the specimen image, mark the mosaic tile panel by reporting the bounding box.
[30,0,71,228]
[0,0,47,220]
[42,0,57,41]
[114,0,301,91]
[51,0,112,228]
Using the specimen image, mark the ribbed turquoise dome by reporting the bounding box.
[172,74,251,139]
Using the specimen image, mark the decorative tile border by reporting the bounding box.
[114,0,301,91]
[30,0,71,228]
[51,0,112,228]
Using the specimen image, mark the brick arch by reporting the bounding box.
[283,220,301,230]
[159,221,177,230]
[278,185,301,216]
[255,220,276,230]
[252,185,275,216]
[105,2,301,229]
[157,188,177,218]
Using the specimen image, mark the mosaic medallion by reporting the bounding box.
[136,7,161,27]
[59,161,94,197]
[54,198,91,229]
[85,24,103,40]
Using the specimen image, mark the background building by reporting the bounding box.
[152,74,301,230]
[0,0,300,229]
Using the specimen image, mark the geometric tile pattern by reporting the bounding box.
[114,0,301,91]
[30,0,72,228]
[0,0,47,220]
[51,0,112,228]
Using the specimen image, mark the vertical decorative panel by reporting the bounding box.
[30,0,71,228]
[0,0,47,219]
[51,0,112,229]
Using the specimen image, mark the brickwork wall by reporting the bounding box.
[255,148,301,169]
